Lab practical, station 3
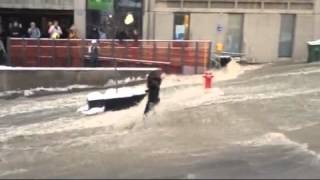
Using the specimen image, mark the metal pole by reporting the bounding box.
[167,41,171,73]
[125,40,129,59]
[52,40,56,67]
[112,39,119,93]
[6,37,11,66]
[80,39,85,67]
[97,40,100,68]
[153,41,157,62]
[195,42,199,74]
[111,39,116,67]
[22,38,26,66]
[139,40,143,60]
[180,42,185,74]
[37,38,41,66]
[207,41,213,71]
[67,39,72,66]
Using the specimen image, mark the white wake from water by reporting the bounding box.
[0,61,261,142]
[235,133,320,163]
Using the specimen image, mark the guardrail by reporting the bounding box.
[7,38,212,74]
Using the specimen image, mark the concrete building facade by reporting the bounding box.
[0,0,319,63]
[143,0,320,62]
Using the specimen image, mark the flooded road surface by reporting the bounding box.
[1,62,320,179]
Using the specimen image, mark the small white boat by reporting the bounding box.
[86,87,147,112]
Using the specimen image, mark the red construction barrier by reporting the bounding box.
[7,38,212,74]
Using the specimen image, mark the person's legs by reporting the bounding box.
[144,101,154,115]
[143,101,157,128]
[144,101,150,115]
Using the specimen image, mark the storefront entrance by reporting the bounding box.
[86,0,143,39]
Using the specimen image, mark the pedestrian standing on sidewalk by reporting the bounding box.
[9,21,23,38]
[44,21,53,38]
[131,29,139,42]
[68,24,78,39]
[49,20,63,39]
[88,40,99,67]
[90,27,100,39]
[0,39,7,65]
[28,22,41,38]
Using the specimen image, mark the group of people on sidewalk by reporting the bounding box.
[0,20,78,65]
[7,20,78,39]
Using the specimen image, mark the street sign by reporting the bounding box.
[87,0,114,11]
[217,24,223,32]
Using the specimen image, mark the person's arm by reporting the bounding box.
[36,28,41,38]
[0,40,6,53]
[48,26,53,34]
[58,26,63,35]
[88,45,92,53]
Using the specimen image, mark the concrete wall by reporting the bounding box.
[190,13,228,43]
[293,14,315,61]
[243,13,281,63]
[0,68,159,92]
[0,0,73,10]
[150,0,317,63]
[143,0,154,39]
[154,12,174,40]
[143,12,155,39]
[315,0,320,39]
[74,0,86,39]
[154,12,229,42]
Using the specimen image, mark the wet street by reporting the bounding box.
[1,62,320,179]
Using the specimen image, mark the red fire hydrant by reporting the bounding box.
[203,71,214,89]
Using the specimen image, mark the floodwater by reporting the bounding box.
[1,61,320,179]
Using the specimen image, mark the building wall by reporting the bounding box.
[190,13,228,43]
[142,11,151,39]
[0,0,73,10]
[154,12,173,40]
[315,0,320,39]
[243,14,281,63]
[293,14,315,61]
[149,0,318,63]
[74,0,86,38]
[143,0,155,39]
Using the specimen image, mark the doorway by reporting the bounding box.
[225,14,244,53]
[278,14,296,58]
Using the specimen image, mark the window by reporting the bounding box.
[86,0,143,39]
[173,13,190,40]
[117,0,142,8]
[113,1,143,39]
[278,14,296,58]
[225,14,244,53]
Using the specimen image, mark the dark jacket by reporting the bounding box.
[90,28,100,39]
[116,31,129,42]
[0,40,7,65]
[147,71,162,103]
[9,26,23,37]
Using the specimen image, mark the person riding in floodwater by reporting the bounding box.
[144,71,162,115]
